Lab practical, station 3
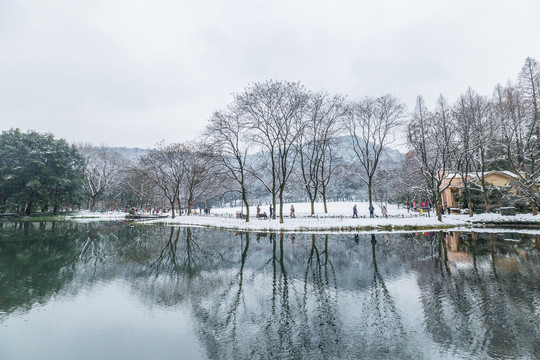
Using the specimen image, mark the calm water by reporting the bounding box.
[0,222,539,360]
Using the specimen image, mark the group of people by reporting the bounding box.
[441,203,451,215]
[407,200,434,211]
[254,204,294,218]
[253,203,396,219]
[353,204,387,218]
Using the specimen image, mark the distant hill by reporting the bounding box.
[107,136,404,167]
[112,147,150,163]
[331,135,404,167]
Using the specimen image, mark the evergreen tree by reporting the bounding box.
[0,129,84,214]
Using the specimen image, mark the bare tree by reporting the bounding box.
[347,94,406,208]
[519,57,540,140]
[407,96,459,221]
[372,168,396,216]
[182,142,224,215]
[394,150,426,209]
[296,92,348,215]
[494,61,540,215]
[467,91,498,213]
[319,144,337,213]
[454,88,489,216]
[137,142,186,218]
[121,166,161,209]
[323,161,365,202]
[238,80,308,223]
[516,57,540,214]
[79,144,126,210]
[205,106,252,221]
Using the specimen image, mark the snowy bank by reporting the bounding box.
[68,201,540,233]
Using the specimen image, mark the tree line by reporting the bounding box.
[407,57,540,220]
[1,57,538,220]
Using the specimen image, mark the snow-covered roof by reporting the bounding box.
[485,170,518,179]
[441,172,462,179]
[441,170,519,180]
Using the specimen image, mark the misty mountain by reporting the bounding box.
[111,147,150,163]
[332,135,404,168]
[109,136,405,168]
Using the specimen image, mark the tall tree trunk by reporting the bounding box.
[242,186,250,222]
[322,184,328,213]
[481,183,490,214]
[279,189,284,224]
[170,199,176,219]
[437,190,443,222]
[480,151,490,213]
[310,198,315,216]
[462,181,474,217]
[90,195,97,210]
[25,201,33,216]
[272,171,277,220]
[272,194,277,220]
[368,177,373,207]
[178,197,182,216]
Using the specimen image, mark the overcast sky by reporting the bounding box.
[1,0,539,148]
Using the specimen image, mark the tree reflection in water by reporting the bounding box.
[418,231,540,359]
[348,234,415,359]
[302,234,341,358]
[1,222,539,359]
[191,232,355,359]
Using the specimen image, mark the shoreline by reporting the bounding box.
[70,210,540,234]
[3,206,540,234]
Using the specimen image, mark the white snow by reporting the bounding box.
[68,210,128,222]
[68,201,540,234]
[486,170,518,179]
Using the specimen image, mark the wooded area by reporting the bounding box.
[1,58,538,219]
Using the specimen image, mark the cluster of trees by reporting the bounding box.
[70,141,224,219]
[69,81,404,223]
[1,57,538,220]
[205,81,405,222]
[407,57,540,220]
[0,129,84,214]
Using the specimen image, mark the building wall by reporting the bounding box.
[440,172,515,208]
[483,172,514,187]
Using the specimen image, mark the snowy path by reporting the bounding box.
[70,201,540,234]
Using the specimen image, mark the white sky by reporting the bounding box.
[1,0,539,148]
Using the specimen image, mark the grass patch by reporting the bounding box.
[0,214,70,222]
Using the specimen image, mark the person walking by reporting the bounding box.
[353,204,358,218]
[290,205,295,218]
[382,205,388,218]
[369,204,375,218]
[269,205,273,218]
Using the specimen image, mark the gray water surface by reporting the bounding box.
[0,222,539,359]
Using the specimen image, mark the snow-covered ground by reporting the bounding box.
[68,210,128,222]
[69,201,540,234]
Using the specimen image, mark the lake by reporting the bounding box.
[0,221,539,359]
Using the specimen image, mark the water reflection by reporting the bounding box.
[419,231,540,359]
[0,222,539,359]
[358,234,413,358]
